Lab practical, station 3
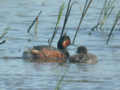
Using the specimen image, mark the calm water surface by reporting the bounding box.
[0,0,120,90]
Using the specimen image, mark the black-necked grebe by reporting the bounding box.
[23,34,71,63]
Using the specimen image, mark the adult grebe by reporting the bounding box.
[23,34,71,63]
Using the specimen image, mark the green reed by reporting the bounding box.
[55,66,68,90]
[72,0,93,44]
[55,73,65,90]
[91,0,116,31]
[59,0,78,38]
[60,0,80,39]
[48,2,65,47]
[106,10,120,44]
[60,0,72,38]
[49,0,77,46]
[27,11,42,33]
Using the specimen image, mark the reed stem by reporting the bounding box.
[48,2,65,47]
[60,0,72,38]
[106,10,120,44]
[72,0,93,44]
[91,0,116,31]
[27,11,42,33]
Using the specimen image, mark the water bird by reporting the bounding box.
[69,46,97,64]
[23,34,71,63]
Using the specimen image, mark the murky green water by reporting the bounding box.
[0,0,120,90]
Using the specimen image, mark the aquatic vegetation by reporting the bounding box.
[0,27,10,45]
[106,10,120,44]
[0,40,6,45]
[55,68,68,90]
[59,0,72,38]
[27,11,42,33]
[72,0,93,44]
[55,73,65,90]
[91,0,116,31]
[0,27,9,39]
[34,14,39,38]
[48,1,65,47]
[49,0,77,46]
